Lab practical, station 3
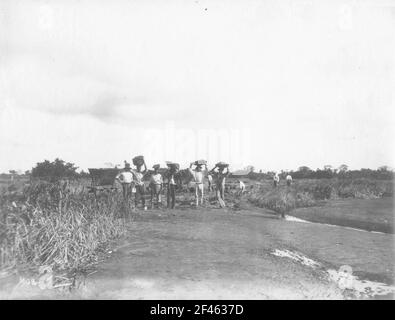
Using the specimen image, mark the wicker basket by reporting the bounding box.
[132,155,145,166]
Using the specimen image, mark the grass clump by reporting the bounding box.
[0,181,126,273]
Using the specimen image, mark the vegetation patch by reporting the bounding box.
[0,181,126,276]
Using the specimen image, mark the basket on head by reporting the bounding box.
[132,155,145,166]
[216,161,229,168]
[195,159,207,166]
[166,161,179,171]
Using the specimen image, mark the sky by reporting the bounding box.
[0,0,394,173]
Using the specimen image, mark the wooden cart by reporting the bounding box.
[87,168,119,195]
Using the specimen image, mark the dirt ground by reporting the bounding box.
[1,199,394,300]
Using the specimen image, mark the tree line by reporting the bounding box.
[1,159,394,182]
[248,165,394,180]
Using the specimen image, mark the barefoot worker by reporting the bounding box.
[189,160,207,207]
[210,162,230,208]
[273,172,280,188]
[238,179,246,195]
[116,161,134,201]
[207,173,213,192]
[132,155,148,211]
[166,162,179,209]
[286,173,292,187]
[150,164,163,209]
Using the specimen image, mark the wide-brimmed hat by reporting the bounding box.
[153,164,160,170]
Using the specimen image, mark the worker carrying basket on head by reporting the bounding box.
[188,160,207,207]
[131,155,147,211]
[209,162,230,208]
[165,161,179,209]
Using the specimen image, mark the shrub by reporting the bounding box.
[0,182,126,272]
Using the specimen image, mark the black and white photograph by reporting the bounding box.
[0,0,394,302]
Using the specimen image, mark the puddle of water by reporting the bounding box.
[285,215,386,235]
[327,269,395,298]
[272,249,321,268]
[284,215,311,223]
[272,248,395,299]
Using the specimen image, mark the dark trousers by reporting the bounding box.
[287,180,291,187]
[167,184,176,209]
[121,183,131,201]
[135,184,145,207]
[273,180,278,188]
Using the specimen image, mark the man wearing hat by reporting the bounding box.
[116,161,134,202]
[189,161,207,207]
[150,164,163,209]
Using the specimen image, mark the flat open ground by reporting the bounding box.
[2,198,394,300]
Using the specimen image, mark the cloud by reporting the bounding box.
[1,0,394,172]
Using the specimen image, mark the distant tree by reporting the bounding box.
[378,166,390,172]
[31,158,78,182]
[324,165,333,172]
[338,164,348,172]
[298,166,311,172]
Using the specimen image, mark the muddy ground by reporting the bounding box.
[2,199,393,300]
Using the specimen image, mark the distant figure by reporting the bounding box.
[210,163,230,208]
[116,162,134,201]
[132,157,147,211]
[189,162,207,206]
[273,172,279,188]
[238,180,246,194]
[166,163,179,209]
[150,164,163,209]
[207,174,213,192]
[286,174,292,187]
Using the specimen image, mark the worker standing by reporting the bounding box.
[150,164,163,209]
[238,179,246,195]
[189,161,207,207]
[286,173,293,187]
[132,156,147,211]
[273,172,280,188]
[210,162,230,208]
[166,162,179,209]
[116,161,134,202]
[207,174,213,192]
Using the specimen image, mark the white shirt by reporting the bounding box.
[273,175,279,182]
[116,171,134,184]
[188,168,204,184]
[286,175,292,181]
[151,173,163,185]
[168,173,177,185]
[239,181,246,190]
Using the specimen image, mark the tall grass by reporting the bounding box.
[0,181,126,273]
[246,178,393,215]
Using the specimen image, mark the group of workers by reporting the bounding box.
[115,156,294,211]
[115,157,232,210]
[273,172,293,187]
